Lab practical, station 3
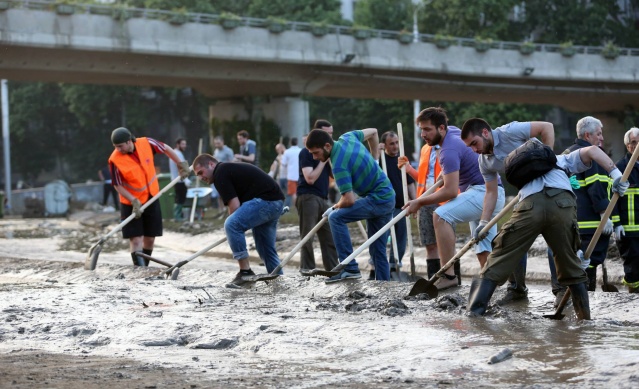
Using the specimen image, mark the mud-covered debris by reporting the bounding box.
[348,290,368,300]
[487,348,513,364]
[192,338,238,350]
[404,293,433,301]
[82,336,111,347]
[385,299,408,310]
[435,294,465,310]
[115,273,125,279]
[316,302,340,311]
[345,302,365,312]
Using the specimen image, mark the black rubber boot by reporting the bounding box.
[426,259,441,279]
[585,266,597,292]
[131,252,145,266]
[466,277,498,316]
[568,281,591,320]
[629,286,638,294]
[454,260,462,285]
[142,248,152,267]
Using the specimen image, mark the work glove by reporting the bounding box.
[600,213,614,236]
[131,198,143,219]
[577,249,590,270]
[322,207,335,218]
[614,225,625,241]
[178,161,191,180]
[472,220,489,242]
[610,168,629,196]
[397,156,409,169]
[569,175,581,189]
[183,177,192,187]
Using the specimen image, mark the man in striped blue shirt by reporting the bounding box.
[305,128,396,282]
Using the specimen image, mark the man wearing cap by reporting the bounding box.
[109,127,190,266]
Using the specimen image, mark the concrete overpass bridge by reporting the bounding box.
[1,0,638,156]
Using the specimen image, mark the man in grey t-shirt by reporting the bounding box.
[460,118,628,320]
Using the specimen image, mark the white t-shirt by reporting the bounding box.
[281,145,301,181]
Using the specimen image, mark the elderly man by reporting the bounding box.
[615,127,639,294]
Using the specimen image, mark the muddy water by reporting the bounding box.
[0,255,638,388]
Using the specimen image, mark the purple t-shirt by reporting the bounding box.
[439,126,492,192]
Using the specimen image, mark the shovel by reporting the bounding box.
[397,122,416,279]
[161,236,228,279]
[84,170,191,271]
[300,180,445,278]
[242,216,329,282]
[544,145,639,319]
[407,195,519,297]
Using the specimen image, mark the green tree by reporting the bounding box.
[353,0,413,31]
[246,0,343,23]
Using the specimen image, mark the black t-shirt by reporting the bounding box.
[213,162,284,205]
[381,153,415,208]
[296,148,332,199]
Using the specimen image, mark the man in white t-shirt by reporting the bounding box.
[281,137,302,208]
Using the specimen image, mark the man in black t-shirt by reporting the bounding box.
[296,122,339,271]
[379,131,415,277]
[193,154,285,286]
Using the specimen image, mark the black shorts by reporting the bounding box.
[121,200,163,239]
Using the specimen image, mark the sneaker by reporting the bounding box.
[325,270,362,284]
[495,288,528,305]
[434,274,458,291]
[226,269,256,288]
[368,270,376,280]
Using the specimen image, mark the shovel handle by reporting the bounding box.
[584,144,639,259]
[437,195,520,275]
[396,123,416,274]
[164,236,227,274]
[99,167,192,242]
[331,180,444,271]
[269,216,328,275]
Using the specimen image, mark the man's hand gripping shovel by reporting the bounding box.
[407,195,520,298]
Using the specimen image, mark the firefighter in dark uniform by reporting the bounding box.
[614,127,639,293]
[565,116,619,291]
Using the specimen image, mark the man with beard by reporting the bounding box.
[305,127,395,282]
[461,118,628,319]
[461,119,561,305]
[402,107,505,290]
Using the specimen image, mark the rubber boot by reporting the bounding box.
[173,204,184,221]
[585,266,597,292]
[142,248,152,267]
[629,286,638,294]
[568,281,591,320]
[466,277,498,316]
[454,260,462,285]
[131,252,145,266]
[426,259,441,279]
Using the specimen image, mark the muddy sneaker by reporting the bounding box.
[434,274,458,291]
[495,288,528,305]
[368,270,376,280]
[325,270,362,284]
[226,269,256,288]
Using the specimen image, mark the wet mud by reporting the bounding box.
[1,216,638,388]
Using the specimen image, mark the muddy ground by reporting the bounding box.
[1,211,638,388]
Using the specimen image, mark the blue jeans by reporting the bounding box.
[328,196,395,280]
[388,207,407,267]
[224,198,284,274]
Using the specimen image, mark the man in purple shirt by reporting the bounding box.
[403,107,505,289]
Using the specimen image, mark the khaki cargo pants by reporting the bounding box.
[481,187,588,286]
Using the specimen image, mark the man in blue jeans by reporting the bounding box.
[305,127,395,282]
[193,153,285,287]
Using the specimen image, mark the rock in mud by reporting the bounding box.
[192,338,238,350]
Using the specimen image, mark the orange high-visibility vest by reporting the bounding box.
[416,144,442,197]
[109,137,159,205]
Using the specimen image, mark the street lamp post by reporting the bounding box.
[412,1,424,162]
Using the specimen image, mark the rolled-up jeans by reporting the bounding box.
[224,198,284,274]
[328,196,395,280]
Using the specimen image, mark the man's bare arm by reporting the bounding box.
[530,121,555,148]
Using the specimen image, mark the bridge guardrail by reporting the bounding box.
[1,0,637,58]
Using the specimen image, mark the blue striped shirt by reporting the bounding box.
[330,131,394,202]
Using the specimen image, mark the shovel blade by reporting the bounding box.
[84,244,102,271]
[602,284,619,292]
[543,312,565,320]
[407,277,439,298]
[242,274,280,282]
[299,269,340,277]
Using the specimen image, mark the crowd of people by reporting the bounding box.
[105,107,639,320]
